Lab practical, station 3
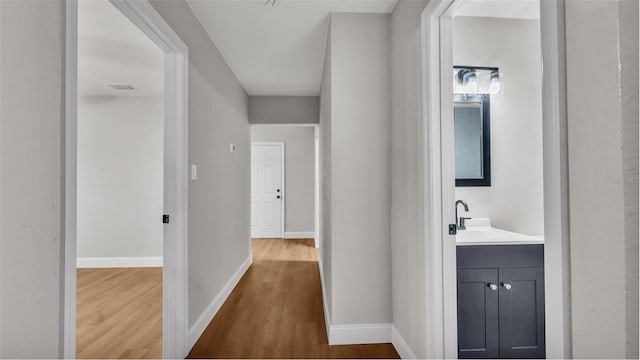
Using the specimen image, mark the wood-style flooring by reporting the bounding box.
[76,267,162,359]
[188,238,400,359]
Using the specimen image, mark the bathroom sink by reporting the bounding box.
[456,218,544,246]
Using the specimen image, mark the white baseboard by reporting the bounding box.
[187,255,253,350]
[329,323,392,345]
[76,256,163,268]
[391,326,416,359]
[284,231,315,239]
[317,254,331,341]
[318,254,393,347]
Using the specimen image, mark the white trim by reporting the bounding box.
[317,254,331,340]
[284,231,315,239]
[76,257,163,268]
[314,125,320,249]
[540,1,572,358]
[64,1,190,358]
[251,142,287,146]
[329,323,392,345]
[251,123,318,128]
[63,2,78,357]
[420,1,455,357]
[187,255,253,350]
[251,142,285,238]
[392,326,417,359]
[421,1,571,359]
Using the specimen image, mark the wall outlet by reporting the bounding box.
[229,143,236,153]
[191,164,198,180]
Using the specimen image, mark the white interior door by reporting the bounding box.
[251,143,284,238]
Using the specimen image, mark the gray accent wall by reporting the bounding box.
[389,0,429,357]
[149,0,251,327]
[0,0,65,356]
[251,126,315,233]
[321,12,392,326]
[320,25,333,319]
[619,0,639,357]
[566,0,639,357]
[249,96,319,124]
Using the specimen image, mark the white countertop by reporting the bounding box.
[456,221,544,246]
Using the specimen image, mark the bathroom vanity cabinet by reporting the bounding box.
[456,245,545,359]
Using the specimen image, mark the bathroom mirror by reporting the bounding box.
[454,94,491,186]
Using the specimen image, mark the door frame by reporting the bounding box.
[63,0,189,358]
[420,0,571,358]
[251,142,286,239]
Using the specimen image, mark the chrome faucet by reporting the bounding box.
[455,200,471,230]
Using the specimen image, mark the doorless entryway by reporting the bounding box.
[64,0,189,358]
[420,0,571,358]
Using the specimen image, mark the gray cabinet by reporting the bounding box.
[457,245,545,359]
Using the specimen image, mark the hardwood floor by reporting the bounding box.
[76,267,162,359]
[188,238,400,359]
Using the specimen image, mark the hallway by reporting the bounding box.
[188,239,399,358]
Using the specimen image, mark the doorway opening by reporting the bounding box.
[250,124,320,248]
[64,0,189,358]
[421,0,570,358]
[452,4,545,357]
[75,0,164,357]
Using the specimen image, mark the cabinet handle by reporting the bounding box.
[501,282,512,290]
[487,283,498,291]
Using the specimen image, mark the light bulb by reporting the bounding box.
[488,70,502,96]
[488,80,501,95]
[464,71,478,95]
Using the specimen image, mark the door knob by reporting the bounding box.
[487,283,498,291]
[501,282,512,290]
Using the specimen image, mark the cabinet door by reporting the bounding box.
[457,268,499,359]
[498,267,546,358]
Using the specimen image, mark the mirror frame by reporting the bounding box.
[454,94,491,187]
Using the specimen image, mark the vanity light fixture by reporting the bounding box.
[454,66,502,96]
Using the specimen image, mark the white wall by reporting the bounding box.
[249,96,319,124]
[0,0,65,356]
[453,17,544,236]
[251,126,315,233]
[322,12,392,326]
[566,0,638,357]
[389,0,428,356]
[77,96,163,258]
[150,0,252,328]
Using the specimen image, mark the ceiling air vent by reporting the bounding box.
[106,84,135,90]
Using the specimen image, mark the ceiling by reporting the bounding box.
[77,0,538,98]
[456,0,540,20]
[186,0,398,96]
[78,0,164,97]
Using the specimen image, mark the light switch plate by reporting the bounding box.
[191,164,198,180]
